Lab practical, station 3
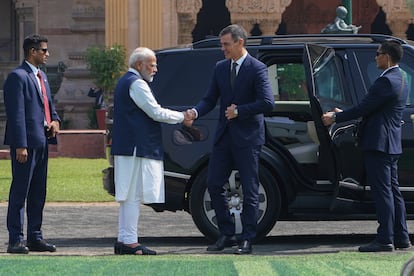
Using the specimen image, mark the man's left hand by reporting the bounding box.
[225,104,238,120]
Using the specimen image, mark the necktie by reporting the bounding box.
[37,71,51,125]
[231,62,238,89]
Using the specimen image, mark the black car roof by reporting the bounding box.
[193,34,407,48]
[156,34,411,54]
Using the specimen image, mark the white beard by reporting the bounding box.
[141,71,154,82]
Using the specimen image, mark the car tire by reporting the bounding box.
[189,164,281,242]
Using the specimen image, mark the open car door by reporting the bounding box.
[303,44,341,197]
[303,44,367,204]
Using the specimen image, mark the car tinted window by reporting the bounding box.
[313,55,349,111]
[400,65,414,106]
[355,50,414,106]
[151,49,224,106]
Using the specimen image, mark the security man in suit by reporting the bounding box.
[187,24,275,254]
[3,34,60,254]
[322,40,410,252]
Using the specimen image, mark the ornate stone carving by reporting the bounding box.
[176,0,202,44]
[376,0,413,38]
[226,0,292,35]
[177,0,202,15]
[226,0,291,13]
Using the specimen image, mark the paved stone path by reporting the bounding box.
[1,202,413,256]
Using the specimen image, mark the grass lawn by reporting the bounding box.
[0,158,113,202]
[0,253,414,275]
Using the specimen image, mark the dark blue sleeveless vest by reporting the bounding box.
[110,71,163,160]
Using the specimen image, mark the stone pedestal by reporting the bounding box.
[57,129,106,158]
[55,67,96,129]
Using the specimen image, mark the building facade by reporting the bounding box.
[0,0,414,138]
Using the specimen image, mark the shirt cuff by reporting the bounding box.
[192,108,199,119]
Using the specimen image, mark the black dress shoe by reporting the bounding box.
[7,241,29,254]
[207,235,238,251]
[27,239,56,252]
[236,240,252,254]
[358,241,393,252]
[395,240,412,250]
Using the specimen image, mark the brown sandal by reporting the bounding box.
[118,243,156,255]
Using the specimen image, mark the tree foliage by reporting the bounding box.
[84,45,126,101]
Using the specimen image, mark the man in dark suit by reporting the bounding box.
[187,24,274,254]
[3,34,60,254]
[322,40,410,252]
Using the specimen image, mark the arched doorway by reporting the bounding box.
[371,7,392,35]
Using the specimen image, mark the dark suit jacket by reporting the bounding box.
[3,61,60,148]
[195,54,274,147]
[336,67,407,154]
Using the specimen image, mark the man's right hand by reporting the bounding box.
[16,148,28,163]
[186,109,196,120]
[183,111,194,127]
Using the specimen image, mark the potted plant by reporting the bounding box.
[85,44,126,129]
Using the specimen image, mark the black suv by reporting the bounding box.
[103,34,414,242]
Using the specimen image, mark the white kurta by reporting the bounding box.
[115,154,165,203]
[114,68,184,204]
[115,69,184,244]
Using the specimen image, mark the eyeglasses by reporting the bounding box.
[376,52,386,56]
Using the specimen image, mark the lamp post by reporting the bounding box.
[341,0,352,25]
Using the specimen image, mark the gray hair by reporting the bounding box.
[128,47,155,67]
[219,24,248,43]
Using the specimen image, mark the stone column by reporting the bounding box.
[14,0,36,61]
[161,0,178,48]
[376,0,413,39]
[226,0,292,35]
[176,0,202,44]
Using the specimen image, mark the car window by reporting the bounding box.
[355,50,414,106]
[152,49,224,106]
[268,63,308,101]
[313,54,349,112]
[398,65,414,106]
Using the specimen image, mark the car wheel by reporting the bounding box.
[189,165,281,242]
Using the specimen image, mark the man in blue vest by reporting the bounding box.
[111,47,192,255]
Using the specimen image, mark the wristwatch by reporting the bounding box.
[234,108,238,116]
[332,112,336,122]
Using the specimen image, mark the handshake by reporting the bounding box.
[182,109,196,127]
[181,104,239,127]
